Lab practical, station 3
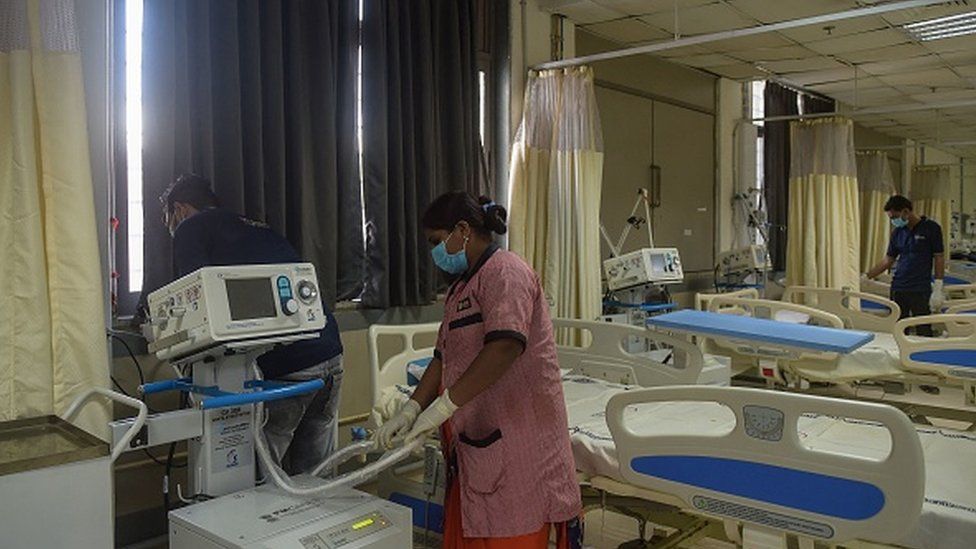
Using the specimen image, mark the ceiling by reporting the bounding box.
[540,0,976,158]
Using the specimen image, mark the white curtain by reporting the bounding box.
[786,117,860,291]
[856,151,896,273]
[508,67,604,323]
[0,0,109,437]
[912,165,952,248]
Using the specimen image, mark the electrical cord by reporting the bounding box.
[107,331,146,386]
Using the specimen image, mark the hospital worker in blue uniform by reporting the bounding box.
[160,173,344,474]
[865,195,945,337]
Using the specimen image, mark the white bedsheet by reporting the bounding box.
[379,375,976,548]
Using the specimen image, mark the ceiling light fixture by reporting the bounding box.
[903,11,976,41]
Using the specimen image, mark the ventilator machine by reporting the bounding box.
[114,263,414,548]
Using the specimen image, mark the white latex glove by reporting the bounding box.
[930,279,945,312]
[374,399,420,449]
[402,389,459,445]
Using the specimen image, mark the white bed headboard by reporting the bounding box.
[782,286,900,333]
[552,318,704,387]
[695,288,760,311]
[606,386,924,545]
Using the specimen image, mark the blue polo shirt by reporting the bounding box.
[886,216,944,292]
[173,208,343,379]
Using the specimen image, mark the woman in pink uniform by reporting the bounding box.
[375,191,582,548]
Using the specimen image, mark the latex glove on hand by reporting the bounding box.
[374,399,421,449]
[929,279,945,313]
[402,389,459,446]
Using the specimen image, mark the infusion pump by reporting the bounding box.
[148,263,326,360]
[604,248,683,290]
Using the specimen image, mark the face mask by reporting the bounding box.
[891,217,908,229]
[431,228,468,274]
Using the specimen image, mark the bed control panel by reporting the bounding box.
[742,405,785,442]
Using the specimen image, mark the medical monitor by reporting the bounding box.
[148,263,326,360]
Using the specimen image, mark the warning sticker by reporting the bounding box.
[210,407,253,474]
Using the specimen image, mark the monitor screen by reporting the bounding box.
[225,278,277,321]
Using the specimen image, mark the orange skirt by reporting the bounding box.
[441,460,582,549]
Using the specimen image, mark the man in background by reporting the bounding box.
[160,173,343,474]
[865,195,945,336]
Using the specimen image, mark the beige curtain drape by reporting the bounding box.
[912,165,952,248]
[509,67,604,323]
[856,151,896,272]
[785,117,860,290]
[0,0,109,437]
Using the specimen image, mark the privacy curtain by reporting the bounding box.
[912,165,952,248]
[785,117,860,291]
[763,82,799,271]
[361,0,480,308]
[0,0,109,437]
[141,0,362,307]
[509,67,604,322]
[856,151,896,272]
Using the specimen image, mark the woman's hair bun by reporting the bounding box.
[478,196,508,235]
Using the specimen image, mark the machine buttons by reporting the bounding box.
[277,276,299,315]
[297,280,319,304]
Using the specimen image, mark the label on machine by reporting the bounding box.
[209,407,253,474]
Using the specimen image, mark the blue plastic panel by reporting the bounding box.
[945,276,969,286]
[631,455,885,520]
[910,350,976,368]
[389,492,444,533]
[647,310,874,354]
[860,300,891,313]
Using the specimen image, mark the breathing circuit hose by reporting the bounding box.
[252,364,425,497]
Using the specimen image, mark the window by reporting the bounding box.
[114,0,502,315]
[124,0,143,294]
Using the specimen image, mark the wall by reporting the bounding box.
[717,78,743,253]
[574,30,718,306]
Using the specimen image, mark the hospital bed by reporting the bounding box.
[369,320,976,548]
[696,294,910,383]
[685,296,976,421]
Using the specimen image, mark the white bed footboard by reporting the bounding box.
[606,386,924,545]
[782,286,900,333]
[552,318,704,386]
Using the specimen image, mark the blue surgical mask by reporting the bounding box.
[891,217,909,229]
[431,229,468,274]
